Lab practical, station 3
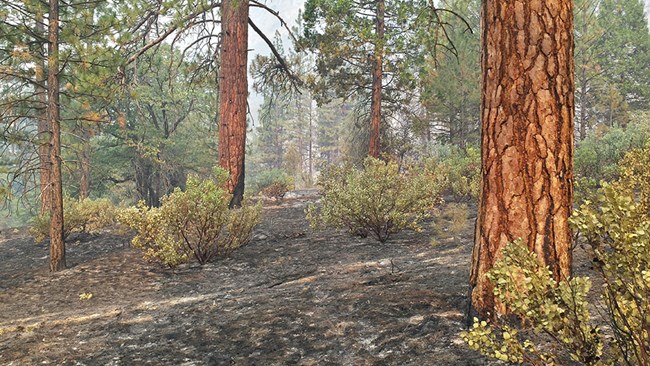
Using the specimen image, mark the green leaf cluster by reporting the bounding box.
[29,198,119,243]
[465,156,650,365]
[119,168,262,268]
[574,119,650,182]
[306,157,443,242]
[425,144,480,201]
[463,239,602,365]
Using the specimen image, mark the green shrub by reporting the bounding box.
[306,157,443,242]
[425,145,480,201]
[464,183,650,365]
[30,197,118,243]
[250,168,294,197]
[574,121,650,183]
[617,139,650,213]
[119,169,262,267]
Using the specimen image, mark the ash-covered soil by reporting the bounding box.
[0,196,488,365]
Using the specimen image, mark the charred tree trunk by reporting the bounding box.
[368,0,384,159]
[218,0,249,208]
[48,0,66,272]
[470,0,574,318]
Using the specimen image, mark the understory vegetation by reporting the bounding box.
[30,198,118,243]
[306,157,444,242]
[464,139,650,365]
[119,169,261,267]
[1,0,650,364]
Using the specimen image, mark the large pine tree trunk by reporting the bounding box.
[470,0,574,318]
[368,0,384,159]
[48,0,66,272]
[218,0,249,208]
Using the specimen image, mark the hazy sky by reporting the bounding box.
[248,1,304,123]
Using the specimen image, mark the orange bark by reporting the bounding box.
[48,0,66,271]
[470,0,575,317]
[218,0,249,208]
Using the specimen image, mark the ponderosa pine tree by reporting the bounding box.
[302,0,414,159]
[48,0,65,272]
[218,0,249,208]
[470,0,575,317]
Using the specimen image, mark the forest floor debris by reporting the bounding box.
[0,197,489,365]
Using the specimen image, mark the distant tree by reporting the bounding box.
[470,0,575,318]
[419,0,480,150]
[302,0,415,158]
[574,0,604,140]
[595,0,650,113]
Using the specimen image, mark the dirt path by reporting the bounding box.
[0,198,488,365]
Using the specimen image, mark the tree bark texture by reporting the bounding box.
[368,0,384,159]
[470,0,575,318]
[218,0,249,208]
[48,0,66,272]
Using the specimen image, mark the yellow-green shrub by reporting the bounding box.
[249,168,294,198]
[425,145,480,201]
[463,240,602,365]
[306,157,443,242]
[617,139,650,213]
[119,169,262,267]
[464,183,650,365]
[30,197,118,243]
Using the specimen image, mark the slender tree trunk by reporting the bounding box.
[368,0,384,159]
[578,17,588,141]
[579,76,588,140]
[218,0,249,208]
[36,20,50,215]
[308,100,313,185]
[470,0,574,318]
[48,0,66,272]
[79,129,91,200]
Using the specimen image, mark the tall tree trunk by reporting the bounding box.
[79,128,91,200]
[308,100,313,185]
[577,15,588,141]
[368,0,384,159]
[578,76,588,140]
[48,0,66,272]
[470,0,574,318]
[218,0,249,208]
[36,20,50,215]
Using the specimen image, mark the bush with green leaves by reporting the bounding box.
[306,157,443,242]
[617,138,650,212]
[249,168,294,198]
[119,169,262,267]
[30,197,118,243]
[425,144,480,201]
[464,183,650,365]
[574,121,650,183]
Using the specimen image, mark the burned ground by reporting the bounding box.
[0,196,488,365]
